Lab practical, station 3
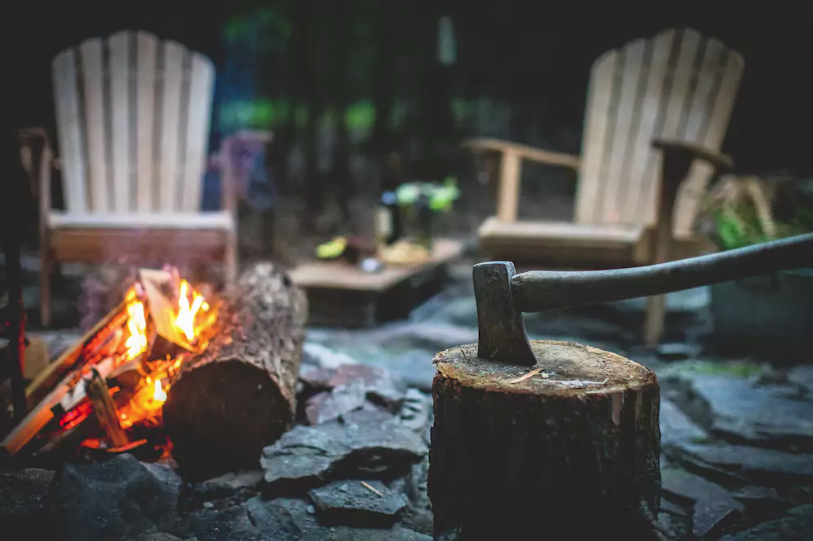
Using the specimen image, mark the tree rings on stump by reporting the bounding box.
[429,340,660,540]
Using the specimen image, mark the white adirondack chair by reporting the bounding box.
[31,31,239,327]
[465,27,744,346]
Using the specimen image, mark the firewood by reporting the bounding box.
[429,341,661,541]
[26,301,128,407]
[162,263,307,480]
[86,368,129,448]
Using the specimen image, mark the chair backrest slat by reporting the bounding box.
[51,31,216,214]
[574,28,743,236]
[52,50,87,212]
[109,32,132,212]
[78,38,109,211]
[136,32,158,212]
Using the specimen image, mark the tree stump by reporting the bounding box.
[162,263,307,480]
[429,340,661,541]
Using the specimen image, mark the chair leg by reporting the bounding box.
[225,234,238,285]
[643,294,666,348]
[40,249,52,328]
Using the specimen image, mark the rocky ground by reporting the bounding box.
[2,256,813,540]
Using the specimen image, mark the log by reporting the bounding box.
[162,263,307,480]
[429,340,662,541]
[86,368,129,448]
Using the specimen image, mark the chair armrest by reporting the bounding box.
[652,139,733,173]
[463,137,580,170]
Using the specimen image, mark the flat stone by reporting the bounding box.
[678,443,813,482]
[305,382,369,425]
[327,526,432,541]
[46,453,182,541]
[657,512,692,541]
[660,397,709,448]
[300,364,408,410]
[202,470,264,492]
[303,342,359,369]
[261,415,428,493]
[660,498,689,517]
[689,375,813,445]
[183,505,263,541]
[661,468,731,503]
[308,480,408,527]
[693,496,744,540]
[718,504,813,541]
[788,365,813,395]
[399,389,432,434]
[112,535,185,541]
[657,342,702,361]
[244,497,328,540]
[0,468,55,533]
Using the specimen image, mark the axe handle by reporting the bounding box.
[511,233,813,314]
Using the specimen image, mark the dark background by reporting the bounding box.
[7,2,813,211]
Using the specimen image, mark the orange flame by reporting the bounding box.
[175,280,207,343]
[153,379,167,402]
[124,291,148,360]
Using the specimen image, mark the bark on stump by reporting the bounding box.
[429,340,661,541]
[162,263,307,480]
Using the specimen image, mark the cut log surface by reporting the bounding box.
[162,263,307,480]
[429,340,661,541]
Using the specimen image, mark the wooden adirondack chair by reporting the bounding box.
[29,31,237,327]
[465,27,744,346]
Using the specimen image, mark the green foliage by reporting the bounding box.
[712,201,813,251]
[395,178,460,213]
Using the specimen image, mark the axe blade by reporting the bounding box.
[473,262,536,366]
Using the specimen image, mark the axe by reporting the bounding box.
[474,232,813,366]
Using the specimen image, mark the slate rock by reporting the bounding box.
[112,534,186,541]
[689,375,813,445]
[718,504,813,541]
[201,470,264,492]
[788,365,813,395]
[46,453,182,541]
[656,512,691,541]
[183,505,263,541]
[660,498,689,517]
[306,382,369,425]
[244,497,328,541]
[678,443,813,482]
[300,364,408,410]
[327,526,432,541]
[661,468,731,504]
[303,342,359,369]
[399,389,432,434]
[0,468,55,535]
[731,486,788,517]
[261,414,428,493]
[660,397,709,448]
[308,480,408,527]
[693,496,744,540]
[657,342,702,361]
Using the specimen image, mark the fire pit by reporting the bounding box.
[1,263,307,479]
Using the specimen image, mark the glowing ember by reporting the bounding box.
[153,379,167,402]
[124,291,148,360]
[175,280,207,343]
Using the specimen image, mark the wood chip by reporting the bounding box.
[507,367,546,384]
[361,481,384,497]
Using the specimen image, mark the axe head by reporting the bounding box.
[473,262,536,366]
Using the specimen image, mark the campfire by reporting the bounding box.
[2,267,221,461]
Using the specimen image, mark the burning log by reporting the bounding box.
[429,341,662,541]
[162,263,307,480]
[85,368,128,449]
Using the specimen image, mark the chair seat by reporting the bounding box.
[47,211,234,231]
[478,216,715,266]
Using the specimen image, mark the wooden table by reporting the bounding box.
[289,239,465,327]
